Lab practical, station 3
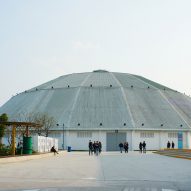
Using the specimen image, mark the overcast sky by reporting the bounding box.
[0,0,191,106]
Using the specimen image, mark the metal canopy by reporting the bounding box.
[0,121,42,127]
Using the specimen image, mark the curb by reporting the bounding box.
[0,150,67,164]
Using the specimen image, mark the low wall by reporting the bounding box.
[32,136,58,152]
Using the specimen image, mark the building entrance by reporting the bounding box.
[106,132,126,151]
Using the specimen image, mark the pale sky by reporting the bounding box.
[0,0,191,106]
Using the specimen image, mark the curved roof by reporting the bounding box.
[0,71,191,131]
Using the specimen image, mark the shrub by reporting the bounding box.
[0,144,11,156]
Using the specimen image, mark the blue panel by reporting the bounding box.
[178,132,183,149]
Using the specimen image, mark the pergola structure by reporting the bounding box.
[0,121,42,155]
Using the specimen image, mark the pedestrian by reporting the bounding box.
[88,140,93,155]
[95,141,99,156]
[124,142,129,153]
[98,141,102,154]
[142,141,146,153]
[51,146,59,155]
[93,141,96,154]
[167,141,171,149]
[172,141,175,149]
[119,142,123,153]
[126,142,129,153]
[139,142,143,153]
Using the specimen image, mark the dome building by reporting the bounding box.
[1,70,191,151]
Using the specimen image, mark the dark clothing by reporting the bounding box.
[119,143,123,153]
[98,142,102,154]
[89,141,93,155]
[172,142,175,149]
[142,141,146,153]
[94,142,99,156]
[139,142,143,153]
[93,142,96,154]
[124,142,129,153]
[51,146,58,155]
[167,141,171,149]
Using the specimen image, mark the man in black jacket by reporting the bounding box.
[88,140,93,155]
[119,142,123,153]
[143,141,146,154]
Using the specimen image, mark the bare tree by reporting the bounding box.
[14,112,56,137]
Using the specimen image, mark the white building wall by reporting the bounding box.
[187,132,191,149]
[126,131,132,150]
[183,132,187,149]
[161,132,179,149]
[52,130,191,151]
[132,131,160,150]
[64,131,106,151]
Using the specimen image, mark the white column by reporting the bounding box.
[186,132,191,149]
[131,131,135,151]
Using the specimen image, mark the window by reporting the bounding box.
[140,132,154,138]
[77,131,92,138]
[168,132,178,138]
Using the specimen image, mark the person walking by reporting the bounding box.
[93,141,96,155]
[98,141,102,155]
[88,140,93,155]
[119,142,123,153]
[139,142,143,153]
[143,141,146,153]
[172,141,175,149]
[124,142,129,153]
[95,141,99,156]
[167,141,171,149]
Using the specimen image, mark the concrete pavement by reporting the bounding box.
[0,151,191,191]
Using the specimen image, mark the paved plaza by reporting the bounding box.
[0,151,191,191]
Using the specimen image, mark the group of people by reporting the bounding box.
[139,141,146,153]
[167,141,175,149]
[118,142,129,153]
[88,140,102,155]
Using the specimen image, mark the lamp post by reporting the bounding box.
[62,123,64,150]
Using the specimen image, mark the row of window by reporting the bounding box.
[77,132,92,138]
[168,132,178,138]
[77,132,179,138]
[76,132,178,139]
[140,132,154,138]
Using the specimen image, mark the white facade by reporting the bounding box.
[50,130,191,151]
